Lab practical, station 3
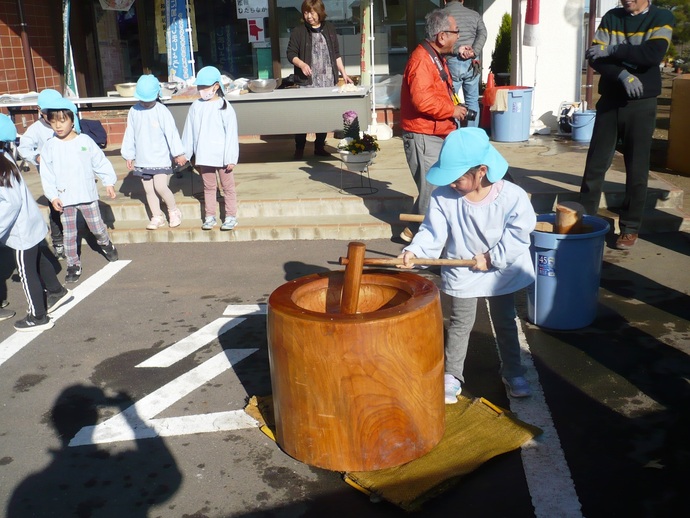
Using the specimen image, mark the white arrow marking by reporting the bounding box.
[70,348,259,446]
[136,304,267,368]
[0,260,131,367]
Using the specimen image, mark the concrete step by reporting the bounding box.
[38,194,412,225]
[108,213,400,243]
[25,135,690,244]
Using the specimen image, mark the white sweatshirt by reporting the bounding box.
[404,180,536,298]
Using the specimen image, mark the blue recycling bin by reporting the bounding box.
[527,214,610,330]
[490,86,533,142]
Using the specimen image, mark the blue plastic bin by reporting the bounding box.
[527,214,610,330]
[490,86,533,142]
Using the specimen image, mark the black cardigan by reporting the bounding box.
[286,22,342,86]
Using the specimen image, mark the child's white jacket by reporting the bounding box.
[181,98,239,168]
[121,102,184,167]
[39,134,116,206]
[0,159,48,251]
[404,180,536,299]
[17,119,54,166]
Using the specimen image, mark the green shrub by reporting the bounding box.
[491,13,511,74]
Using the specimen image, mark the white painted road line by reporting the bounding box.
[0,260,131,368]
[488,300,583,518]
[136,317,244,368]
[223,304,267,316]
[136,304,267,368]
[70,348,259,446]
[513,319,584,518]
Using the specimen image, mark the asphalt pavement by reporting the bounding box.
[0,231,688,517]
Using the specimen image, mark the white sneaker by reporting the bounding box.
[444,374,462,404]
[220,216,238,231]
[146,214,166,230]
[201,216,216,230]
[169,208,182,228]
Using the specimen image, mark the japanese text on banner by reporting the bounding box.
[166,0,194,82]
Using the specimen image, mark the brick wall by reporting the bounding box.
[79,109,128,146]
[0,1,61,94]
[0,0,61,134]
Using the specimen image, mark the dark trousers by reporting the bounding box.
[580,97,657,234]
[294,133,326,150]
[14,242,62,318]
[49,204,63,246]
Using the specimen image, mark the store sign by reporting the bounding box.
[236,0,268,20]
[98,0,135,11]
[166,0,195,82]
[247,18,265,43]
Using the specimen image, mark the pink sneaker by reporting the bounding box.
[146,214,166,230]
[169,208,182,228]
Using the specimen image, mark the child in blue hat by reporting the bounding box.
[0,113,71,331]
[39,98,119,283]
[399,128,536,401]
[17,88,66,259]
[121,74,187,230]
[181,66,239,231]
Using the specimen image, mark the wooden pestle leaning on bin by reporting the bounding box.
[533,202,592,234]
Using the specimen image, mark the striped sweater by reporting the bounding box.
[591,4,674,100]
[442,1,487,57]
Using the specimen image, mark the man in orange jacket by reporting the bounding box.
[400,8,468,242]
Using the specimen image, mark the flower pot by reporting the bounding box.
[339,151,375,172]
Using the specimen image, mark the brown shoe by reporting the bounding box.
[615,233,638,249]
[293,148,304,160]
[399,227,414,243]
[314,147,331,156]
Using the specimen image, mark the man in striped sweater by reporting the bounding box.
[580,0,674,250]
[443,0,487,128]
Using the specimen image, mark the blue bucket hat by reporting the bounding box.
[196,66,224,93]
[0,113,17,142]
[427,128,509,186]
[37,89,62,111]
[135,74,161,102]
[42,97,81,134]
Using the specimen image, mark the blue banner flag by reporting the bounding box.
[166,0,195,82]
[63,0,79,98]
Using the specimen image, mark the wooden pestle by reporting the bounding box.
[340,257,477,267]
[555,201,585,234]
[340,242,366,314]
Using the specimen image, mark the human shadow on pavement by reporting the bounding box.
[7,385,181,517]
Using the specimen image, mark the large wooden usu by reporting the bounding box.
[267,244,445,471]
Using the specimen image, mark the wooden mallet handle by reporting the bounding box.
[400,214,424,223]
[340,257,476,267]
[340,242,366,314]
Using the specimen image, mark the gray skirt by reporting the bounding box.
[133,166,173,180]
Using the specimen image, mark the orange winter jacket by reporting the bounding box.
[400,43,458,137]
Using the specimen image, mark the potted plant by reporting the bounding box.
[490,13,511,86]
[338,110,380,172]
